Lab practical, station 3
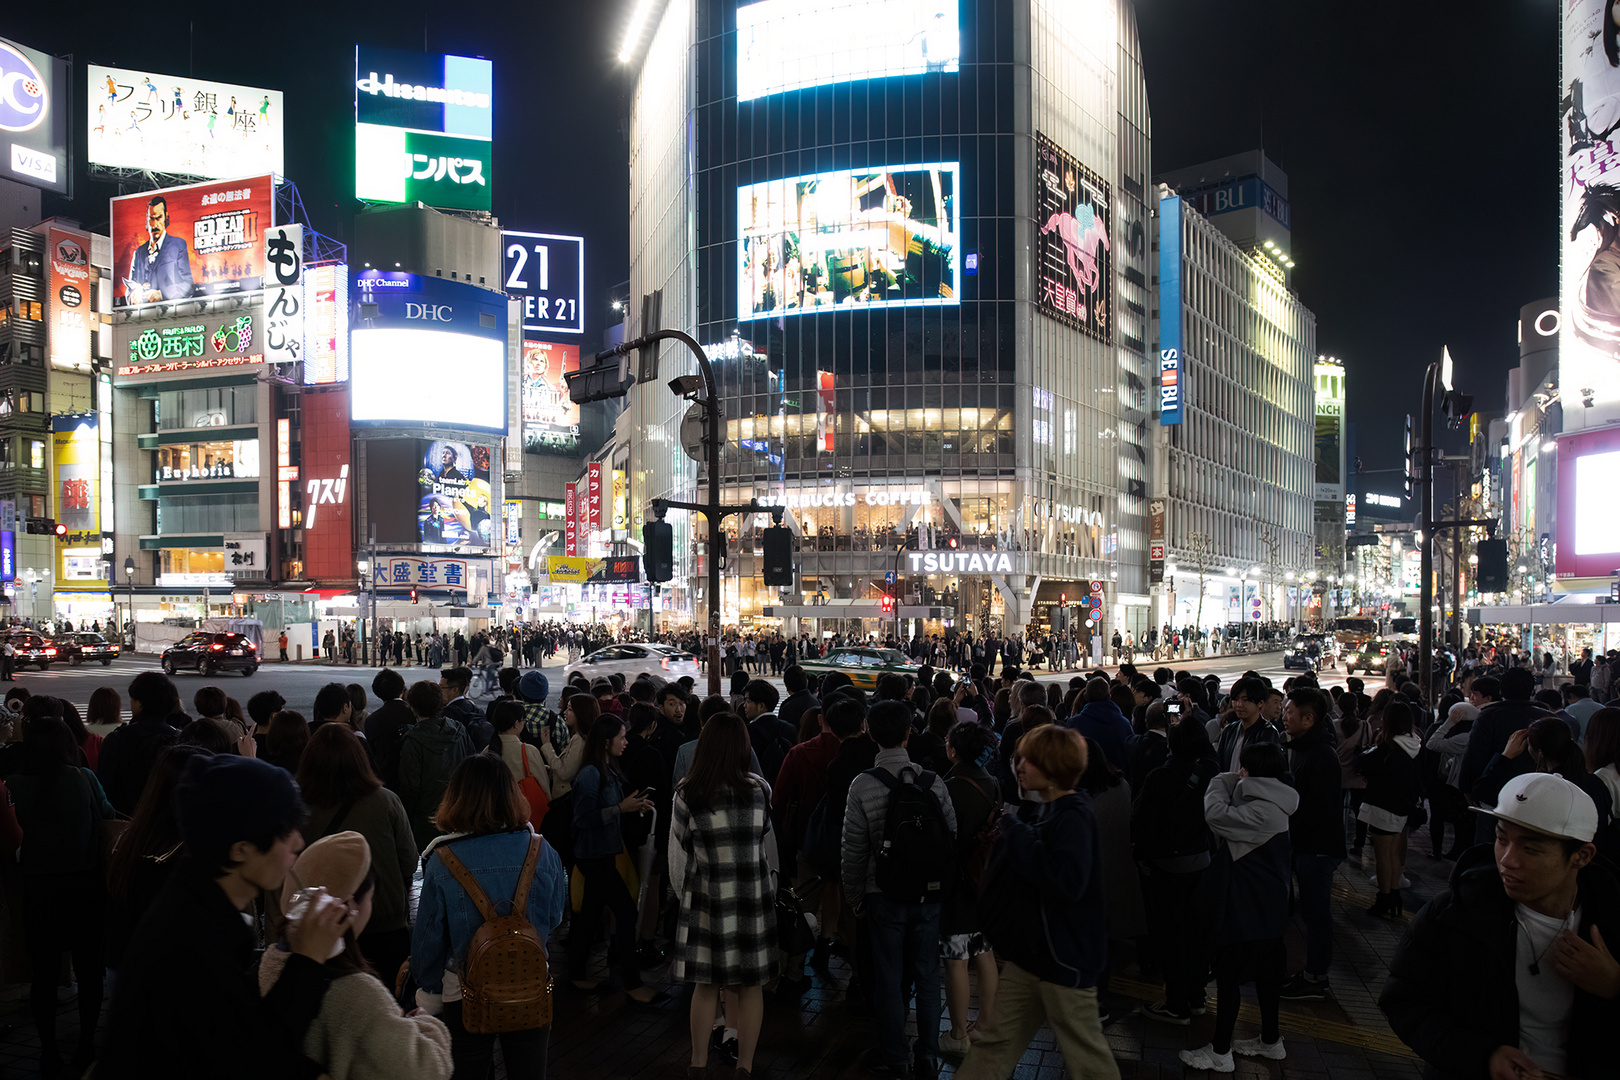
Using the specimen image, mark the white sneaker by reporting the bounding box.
[1232,1036,1286,1060]
[1178,1045,1235,1073]
[938,1030,972,1054]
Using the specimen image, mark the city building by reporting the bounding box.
[1152,151,1316,637]
[619,0,1156,645]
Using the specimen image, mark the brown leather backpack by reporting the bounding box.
[436,833,552,1033]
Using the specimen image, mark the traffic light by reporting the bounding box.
[1476,537,1509,592]
[643,520,674,583]
[409,588,418,605]
[947,536,959,549]
[881,593,894,614]
[1060,592,1067,605]
[53,522,66,538]
[761,525,794,586]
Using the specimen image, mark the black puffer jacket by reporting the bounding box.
[1380,846,1620,1078]
[1130,754,1218,864]
[1285,721,1345,857]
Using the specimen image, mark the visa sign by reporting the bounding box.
[0,35,68,195]
[1158,195,1184,426]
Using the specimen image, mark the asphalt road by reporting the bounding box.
[23,646,1352,723]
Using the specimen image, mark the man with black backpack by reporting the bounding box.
[742,679,795,785]
[842,700,958,1080]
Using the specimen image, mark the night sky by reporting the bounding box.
[7,0,1558,475]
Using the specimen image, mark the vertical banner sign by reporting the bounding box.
[301,389,353,579]
[1158,194,1184,425]
[816,371,836,453]
[53,415,102,587]
[612,469,627,531]
[1563,0,1620,417]
[1149,499,1166,585]
[302,264,349,385]
[47,229,92,372]
[264,224,303,366]
[1035,132,1111,341]
[276,417,293,528]
[564,481,578,556]
[586,462,604,540]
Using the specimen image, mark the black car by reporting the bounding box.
[52,632,120,666]
[2,631,57,670]
[161,632,259,676]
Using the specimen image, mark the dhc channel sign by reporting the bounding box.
[1158,195,1183,426]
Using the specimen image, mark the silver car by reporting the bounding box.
[564,642,701,685]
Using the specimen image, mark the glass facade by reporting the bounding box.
[628,0,1152,635]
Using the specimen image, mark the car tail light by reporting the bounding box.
[43,648,55,656]
[245,642,256,651]
[662,657,670,671]
[211,643,225,650]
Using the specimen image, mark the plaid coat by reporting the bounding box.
[670,778,779,987]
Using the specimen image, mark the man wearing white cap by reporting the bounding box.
[1380,772,1620,1079]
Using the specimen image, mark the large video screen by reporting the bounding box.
[739,163,959,319]
[110,175,274,308]
[88,66,284,179]
[737,0,959,102]
[521,340,581,453]
[1035,133,1110,342]
[419,440,492,548]
[350,273,508,434]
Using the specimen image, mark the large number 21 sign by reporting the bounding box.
[502,230,584,335]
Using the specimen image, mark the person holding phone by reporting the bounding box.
[569,715,663,1003]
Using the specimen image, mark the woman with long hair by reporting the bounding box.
[261,832,453,1080]
[569,715,658,1002]
[671,713,775,1079]
[1479,716,1614,833]
[294,723,419,987]
[412,754,568,1079]
[537,691,592,880]
[106,744,214,970]
[59,699,101,771]
[1334,693,1371,859]
[263,709,310,774]
[490,698,549,833]
[6,714,116,1076]
[1355,701,1424,917]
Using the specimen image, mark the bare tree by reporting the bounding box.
[1188,529,1215,653]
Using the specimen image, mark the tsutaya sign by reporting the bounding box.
[909,551,1015,575]
[760,486,932,509]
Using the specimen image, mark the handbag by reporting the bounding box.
[775,878,817,956]
[517,746,551,831]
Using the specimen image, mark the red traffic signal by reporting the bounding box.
[53,523,66,537]
[881,594,894,613]
[409,588,418,604]
[947,536,958,549]
[1060,592,1067,605]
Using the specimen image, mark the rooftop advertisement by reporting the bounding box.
[110,174,274,308]
[355,46,492,212]
[88,66,283,179]
[739,163,959,319]
[0,35,70,195]
[1036,132,1111,343]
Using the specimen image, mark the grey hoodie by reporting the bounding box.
[1203,772,1300,862]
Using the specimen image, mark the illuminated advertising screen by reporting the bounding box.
[522,340,581,453]
[110,175,274,309]
[0,35,70,194]
[419,440,492,548]
[350,273,507,433]
[1556,427,1620,578]
[47,228,92,372]
[88,66,283,179]
[303,264,350,385]
[737,0,959,102]
[504,232,584,334]
[739,163,959,319]
[52,415,102,586]
[355,46,492,212]
[1036,133,1110,342]
[1564,0,1620,417]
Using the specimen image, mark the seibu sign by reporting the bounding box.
[908,551,1015,575]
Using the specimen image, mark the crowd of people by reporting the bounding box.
[0,633,1613,1079]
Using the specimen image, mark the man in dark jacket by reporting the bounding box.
[1124,700,1171,794]
[743,679,796,785]
[397,681,471,850]
[97,671,184,815]
[1459,667,1550,844]
[1380,772,1620,1079]
[98,755,350,1080]
[364,668,413,791]
[1215,676,1281,773]
[778,664,819,737]
[1067,678,1133,772]
[1279,686,1344,1001]
[439,666,492,751]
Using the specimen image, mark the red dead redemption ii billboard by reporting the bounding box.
[1035,132,1111,344]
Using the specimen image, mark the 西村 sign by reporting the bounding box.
[116,312,264,383]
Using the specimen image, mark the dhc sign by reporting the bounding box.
[1158,195,1184,426]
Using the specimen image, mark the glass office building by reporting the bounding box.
[624,0,1154,640]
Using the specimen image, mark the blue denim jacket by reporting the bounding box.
[411,829,567,996]
[571,764,625,860]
